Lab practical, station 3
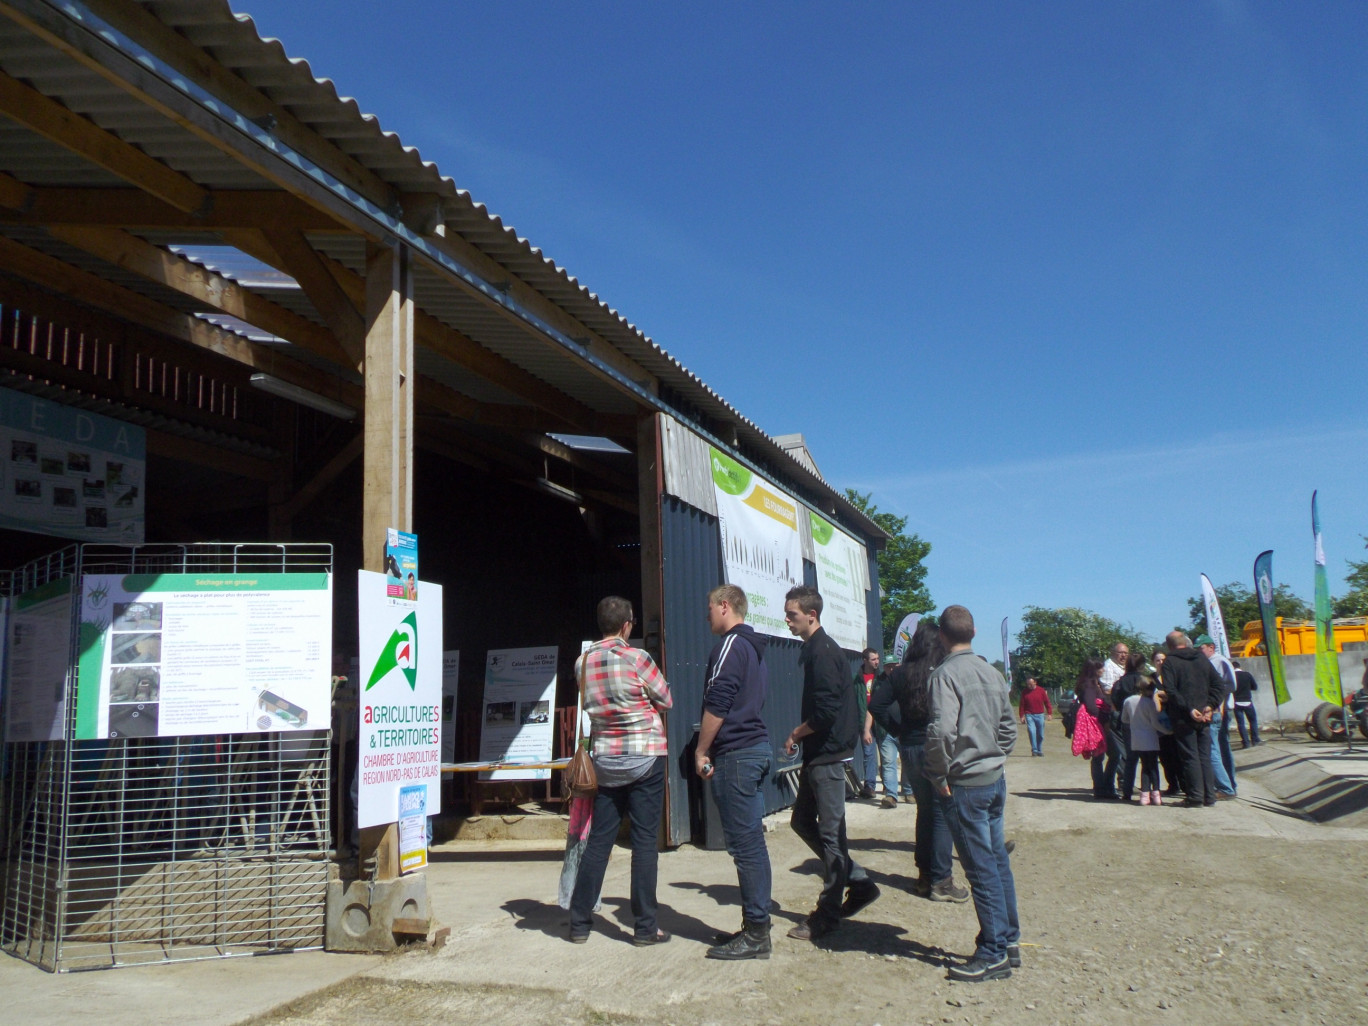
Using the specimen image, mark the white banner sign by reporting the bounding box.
[808,510,870,652]
[4,578,74,743]
[357,571,443,828]
[440,650,460,764]
[1200,573,1231,660]
[75,573,331,739]
[480,646,557,780]
[710,447,803,638]
[1,386,145,543]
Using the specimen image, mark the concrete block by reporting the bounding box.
[325,873,431,953]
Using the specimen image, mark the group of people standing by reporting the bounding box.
[1072,635,1260,807]
[569,588,1021,983]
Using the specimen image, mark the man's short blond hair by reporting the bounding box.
[708,584,748,619]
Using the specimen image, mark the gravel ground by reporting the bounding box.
[243,736,1368,1026]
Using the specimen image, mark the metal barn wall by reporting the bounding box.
[659,496,811,846]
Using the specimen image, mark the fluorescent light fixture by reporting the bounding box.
[536,477,584,505]
[249,373,356,420]
[547,433,631,454]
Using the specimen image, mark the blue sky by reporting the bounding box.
[240,1,1368,645]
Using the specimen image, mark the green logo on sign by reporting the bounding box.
[366,610,418,691]
[809,512,834,546]
[710,449,751,495]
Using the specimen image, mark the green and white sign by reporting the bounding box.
[0,386,144,543]
[479,646,558,780]
[710,447,803,638]
[809,511,870,652]
[358,570,443,828]
[75,572,332,739]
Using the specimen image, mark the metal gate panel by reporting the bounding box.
[1,543,332,971]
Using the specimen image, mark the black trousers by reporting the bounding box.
[1157,733,1182,793]
[1173,726,1215,805]
[1233,704,1260,746]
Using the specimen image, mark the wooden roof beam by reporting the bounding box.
[45,225,355,369]
[0,187,346,231]
[241,228,365,365]
[0,68,207,213]
[0,170,33,211]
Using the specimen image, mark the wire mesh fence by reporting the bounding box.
[1,543,333,971]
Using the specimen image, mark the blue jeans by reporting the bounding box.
[903,742,953,883]
[1208,711,1236,795]
[570,757,666,939]
[710,744,773,925]
[1024,714,1045,755]
[877,731,907,795]
[859,738,878,788]
[941,776,1020,963]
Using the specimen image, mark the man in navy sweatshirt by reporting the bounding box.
[696,584,774,960]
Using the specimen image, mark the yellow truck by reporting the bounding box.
[1236,616,1368,656]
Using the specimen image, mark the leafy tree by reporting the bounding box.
[1333,536,1368,617]
[1011,606,1151,692]
[1187,581,1313,640]
[845,489,933,651]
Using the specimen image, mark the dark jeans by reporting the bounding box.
[1233,704,1261,747]
[1174,726,1216,805]
[1089,752,1114,798]
[1122,750,1160,795]
[791,761,869,920]
[940,776,1020,963]
[569,757,665,939]
[1106,722,1127,792]
[710,743,773,925]
[1157,734,1182,792]
[903,742,953,883]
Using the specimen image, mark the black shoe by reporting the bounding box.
[632,928,671,946]
[1007,944,1021,968]
[568,931,589,944]
[859,786,877,800]
[706,920,771,960]
[787,912,838,942]
[1004,838,1016,854]
[947,954,1011,982]
[840,881,881,917]
[1181,799,1205,808]
[712,926,742,945]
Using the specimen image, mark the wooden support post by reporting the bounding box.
[360,240,413,881]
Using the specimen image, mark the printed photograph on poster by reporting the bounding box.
[479,646,558,780]
[74,573,332,740]
[384,527,419,601]
[357,571,443,829]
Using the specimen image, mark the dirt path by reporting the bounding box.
[245,738,1368,1026]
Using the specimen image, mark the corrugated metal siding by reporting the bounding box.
[659,495,810,845]
[660,413,715,516]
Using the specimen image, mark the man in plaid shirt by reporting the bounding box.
[569,596,673,946]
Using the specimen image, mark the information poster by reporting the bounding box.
[479,646,557,781]
[75,573,332,739]
[397,784,428,872]
[0,386,145,543]
[808,511,870,652]
[710,446,803,637]
[384,528,419,601]
[440,650,460,764]
[4,578,74,743]
[357,570,442,828]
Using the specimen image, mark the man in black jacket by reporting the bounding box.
[782,585,879,941]
[1158,631,1228,807]
[696,584,773,960]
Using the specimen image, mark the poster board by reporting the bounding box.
[4,578,74,743]
[0,385,145,543]
[74,573,332,739]
[439,650,460,764]
[357,570,443,828]
[479,646,557,780]
[397,784,428,872]
[710,446,803,638]
[808,511,870,652]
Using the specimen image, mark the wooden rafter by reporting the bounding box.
[0,187,344,231]
[0,68,206,213]
[252,228,365,365]
[0,170,33,211]
[44,225,354,369]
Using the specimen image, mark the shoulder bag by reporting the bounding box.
[562,654,598,800]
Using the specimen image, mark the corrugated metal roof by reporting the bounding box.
[0,0,883,539]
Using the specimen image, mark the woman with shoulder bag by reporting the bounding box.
[568,596,673,946]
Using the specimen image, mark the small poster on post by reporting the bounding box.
[479,646,557,780]
[384,528,418,601]
[398,784,428,872]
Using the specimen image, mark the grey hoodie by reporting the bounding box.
[925,649,1017,790]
